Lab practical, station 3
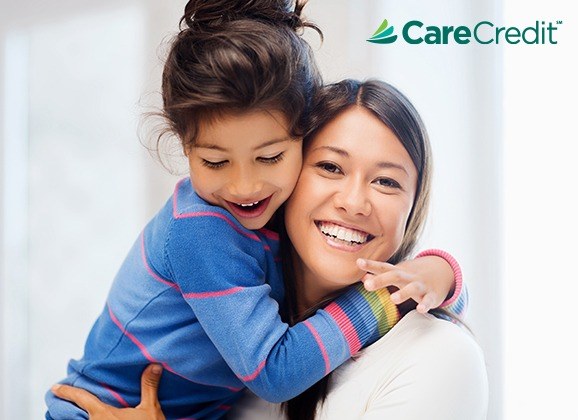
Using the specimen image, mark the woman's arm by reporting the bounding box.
[51,365,166,420]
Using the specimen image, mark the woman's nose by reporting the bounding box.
[333,179,371,216]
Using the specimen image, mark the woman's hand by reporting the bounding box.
[357,255,455,314]
[50,364,166,420]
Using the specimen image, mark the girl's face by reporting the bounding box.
[188,110,302,230]
[285,106,418,293]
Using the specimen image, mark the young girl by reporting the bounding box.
[46,1,466,419]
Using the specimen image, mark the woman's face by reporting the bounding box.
[285,106,418,293]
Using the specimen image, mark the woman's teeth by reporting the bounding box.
[317,222,370,245]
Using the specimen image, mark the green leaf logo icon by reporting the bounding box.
[367,19,398,44]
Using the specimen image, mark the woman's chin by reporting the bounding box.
[318,266,364,291]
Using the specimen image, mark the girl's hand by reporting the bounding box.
[50,364,166,420]
[357,255,455,314]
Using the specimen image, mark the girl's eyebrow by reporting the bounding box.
[311,145,409,175]
[194,136,292,152]
[254,136,292,151]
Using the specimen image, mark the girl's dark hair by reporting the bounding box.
[280,79,433,420]
[158,0,322,155]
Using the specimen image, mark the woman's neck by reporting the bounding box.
[290,249,340,316]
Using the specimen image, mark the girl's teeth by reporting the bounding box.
[239,201,260,207]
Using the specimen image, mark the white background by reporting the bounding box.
[1,0,576,419]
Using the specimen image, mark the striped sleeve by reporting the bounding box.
[416,248,469,318]
[323,284,400,354]
[442,282,469,318]
[165,209,401,403]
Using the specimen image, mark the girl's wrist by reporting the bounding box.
[415,249,463,307]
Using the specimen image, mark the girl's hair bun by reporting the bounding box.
[180,0,312,33]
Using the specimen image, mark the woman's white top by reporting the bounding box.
[230,310,488,419]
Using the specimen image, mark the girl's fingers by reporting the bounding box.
[51,384,105,415]
[139,365,163,408]
[416,292,436,313]
[357,258,395,275]
[390,281,425,304]
[362,269,412,292]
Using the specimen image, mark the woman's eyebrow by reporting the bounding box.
[311,145,409,174]
[376,161,409,175]
[310,145,349,157]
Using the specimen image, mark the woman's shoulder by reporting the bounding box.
[320,311,488,419]
[359,310,485,368]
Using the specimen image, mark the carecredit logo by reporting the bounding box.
[367,19,562,45]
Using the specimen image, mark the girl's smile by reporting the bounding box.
[225,195,273,219]
[187,110,303,230]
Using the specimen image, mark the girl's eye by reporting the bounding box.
[258,152,285,164]
[374,177,401,189]
[201,159,228,169]
[315,161,342,174]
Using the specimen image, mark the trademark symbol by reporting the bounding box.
[557,20,563,24]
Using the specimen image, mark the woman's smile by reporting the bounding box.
[285,105,418,297]
[315,220,375,252]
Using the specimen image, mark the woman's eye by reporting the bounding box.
[375,177,401,189]
[201,159,228,169]
[315,161,342,174]
[258,152,285,164]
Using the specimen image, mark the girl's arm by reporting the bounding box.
[357,248,468,318]
[167,211,399,402]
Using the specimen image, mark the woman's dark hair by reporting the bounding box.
[157,0,322,156]
[280,79,434,420]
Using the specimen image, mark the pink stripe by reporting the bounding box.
[258,228,279,241]
[101,382,130,407]
[239,359,266,382]
[177,210,261,242]
[218,405,232,411]
[172,180,184,217]
[304,320,331,374]
[107,304,241,392]
[183,286,244,299]
[172,179,274,256]
[140,232,180,291]
[108,305,156,363]
[416,249,463,307]
[324,303,362,355]
[172,181,261,242]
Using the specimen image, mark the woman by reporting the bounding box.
[52,79,487,419]
[234,79,488,419]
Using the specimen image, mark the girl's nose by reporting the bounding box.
[227,165,263,199]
